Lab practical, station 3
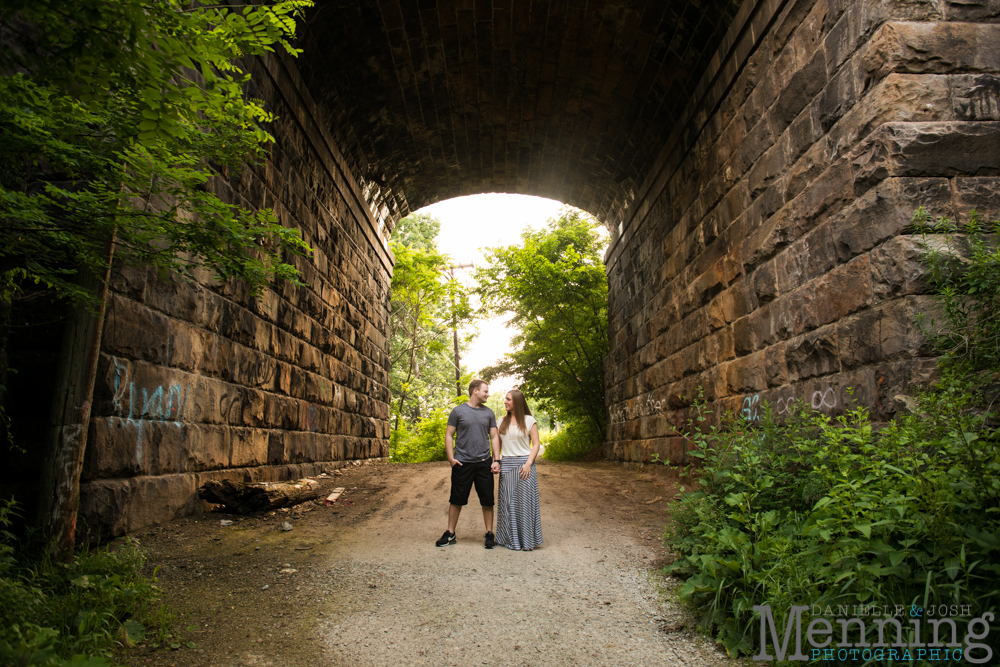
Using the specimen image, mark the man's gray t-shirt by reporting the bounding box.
[447,403,497,462]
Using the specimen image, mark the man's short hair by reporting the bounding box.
[469,379,488,396]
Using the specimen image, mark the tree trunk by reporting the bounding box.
[198,478,321,514]
[394,339,416,432]
[0,299,10,446]
[36,233,115,560]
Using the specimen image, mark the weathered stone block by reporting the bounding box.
[851,122,1000,193]
[776,222,837,293]
[142,275,207,323]
[827,74,953,161]
[181,424,232,472]
[836,178,953,263]
[770,49,828,134]
[680,339,710,377]
[788,158,855,237]
[727,117,776,184]
[79,474,200,541]
[765,342,790,386]
[787,103,821,163]
[146,421,203,475]
[230,429,269,467]
[238,388,267,427]
[84,417,144,480]
[644,436,691,465]
[749,134,791,198]
[772,285,818,339]
[817,59,858,132]
[837,296,936,368]
[229,345,279,392]
[708,291,731,330]
[94,357,196,429]
[824,0,861,74]
[773,0,826,53]
[726,351,769,393]
[952,74,1000,121]
[869,235,934,301]
[811,255,874,327]
[943,0,1000,21]
[743,85,768,135]
[785,136,832,202]
[750,301,782,351]
[101,296,173,365]
[785,326,841,381]
[753,260,780,304]
[862,22,1000,88]
[953,176,1000,218]
[743,207,796,271]
[744,182,788,238]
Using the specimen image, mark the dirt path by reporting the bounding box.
[127,460,741,667]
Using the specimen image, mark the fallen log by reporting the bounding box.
[198,478,320,514]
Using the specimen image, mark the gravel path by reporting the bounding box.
[129,460,743,667]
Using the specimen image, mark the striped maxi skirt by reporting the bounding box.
[495,455,543,551]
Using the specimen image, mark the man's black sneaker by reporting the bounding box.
[435,530,456,547]
[484,531,496,549]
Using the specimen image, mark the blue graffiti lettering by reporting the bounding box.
[741,394,760,422]
[108,357,190,456]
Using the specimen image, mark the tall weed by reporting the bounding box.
[0,500,172,666]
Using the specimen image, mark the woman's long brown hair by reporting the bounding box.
[499,389,532,435]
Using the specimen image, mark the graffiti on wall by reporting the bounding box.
[612,378,886,427]
[609,393,665,424]
[744,384,870,421]
[109,357,191,457]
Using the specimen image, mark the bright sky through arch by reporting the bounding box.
[415,193,575,395]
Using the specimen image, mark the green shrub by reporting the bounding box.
[665,379,1000,660]
[665,209,1000,660]
[0,500,174,666]
[541,419,601,461]
[389,409,450,463]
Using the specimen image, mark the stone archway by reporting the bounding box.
[78,0,1000,534]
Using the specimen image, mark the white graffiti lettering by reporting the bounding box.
[609,393,664,424]
[811,388,837,410]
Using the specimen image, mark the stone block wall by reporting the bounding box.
[78,52,394,538]
[604,0,1000,462]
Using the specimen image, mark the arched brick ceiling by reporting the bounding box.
[296,0,744,232]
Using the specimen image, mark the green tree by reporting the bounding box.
[0,0,313,558]
[475,209,609,437]
[391,212,441,253]
[388,214,472,432]
[0,0,312,303]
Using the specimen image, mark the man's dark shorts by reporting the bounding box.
[449,459,495,507]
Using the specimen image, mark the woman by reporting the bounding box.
[495,389,543,551]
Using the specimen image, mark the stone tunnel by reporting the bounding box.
[64,0,999,535]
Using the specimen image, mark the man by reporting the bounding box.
[436,379,502,549]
